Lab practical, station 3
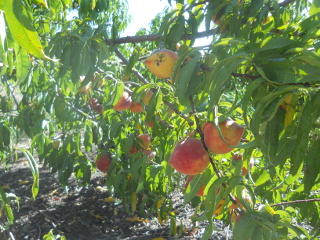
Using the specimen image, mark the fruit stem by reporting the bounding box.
[189,96,245,215]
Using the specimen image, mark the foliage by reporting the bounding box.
[1,0,320,239]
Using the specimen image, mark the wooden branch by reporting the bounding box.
[278,0,296,7]
[269,198,320,208]
[106,30,215,45]
[114,48,149,85]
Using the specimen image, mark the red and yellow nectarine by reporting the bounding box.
[89,98,104,114]
[202,118,244,154]
[95,153,112,172]
[113,91,132,111]
[169,138,210,175]
[144,89,154,106]
[129,101,143,113]
[144,49,179,79]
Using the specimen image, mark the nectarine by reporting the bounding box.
[144,89,154,106]
[113,91,132,111]
[78,75,92,93]
[129,134,151,154]
[95,153,112,172]
[129,101,143,113]
[169,138,210,175]
[89,98,103,114]
[232,152,243,161]
[202,118,245,154]
[144,49,179,79]
[137,133,151,149]
[145,119,154,128]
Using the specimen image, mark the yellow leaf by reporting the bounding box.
[131,192,137,212]
[284,105,295,128]
[104,197,117,202]
[91,213,104,220]
[126,215,148,223]
[214,199,226,216]
[19,180,30,185]
[156,197,166,209]
[1,185,10,189]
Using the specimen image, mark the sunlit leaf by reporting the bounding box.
[3,0,53,60]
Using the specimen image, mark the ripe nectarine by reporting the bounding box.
[145,119,154,128]
[129,101,143,113]
[113,91,132,111]
[137,133,151,149]
[144,49,179,79]
[129,134,151,154]
[95,153,112,172]
[89,98,104,114]
[144,89,154,106]
[232,152,243,161]
[202,118,244,154]
[169,138,210,175]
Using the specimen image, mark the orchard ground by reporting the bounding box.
[1,144,232,240]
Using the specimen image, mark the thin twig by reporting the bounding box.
[162,100,194,126]
[269,198,320,208]
[114,48,149,85]
[156,116,174,129]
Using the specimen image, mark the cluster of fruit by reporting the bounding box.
[143,48,246,184]
[95,48,245,184]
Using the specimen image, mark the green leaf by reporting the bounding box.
[165,15,185,50]
[175,54,201,103]
[124,49,140,76]
[254,169,271,186]
[290,99,312,175]
[233,213,257,240]
[310,0,320,16]
[111,81,125,106]
[209,53,249,106]
[84,121,93,152]
[3,0,53,60]
[304,139,320,194]
[147,88,162,122]
[15,46,31,81]
[19,148,39,200]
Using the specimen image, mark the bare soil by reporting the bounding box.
[0,155,232,240]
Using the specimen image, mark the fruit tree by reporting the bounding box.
[1,0,320,239]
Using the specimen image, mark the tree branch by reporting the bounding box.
[269,198,320,208]
[114,48,150,85]
[106,30,215,45]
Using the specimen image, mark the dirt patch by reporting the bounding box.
[1,157,232,240]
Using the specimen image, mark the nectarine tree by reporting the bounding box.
[1,0,320,239]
